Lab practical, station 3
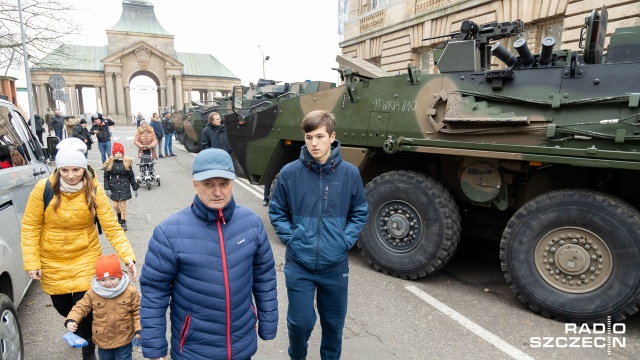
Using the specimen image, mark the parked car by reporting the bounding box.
[0,98,52,359]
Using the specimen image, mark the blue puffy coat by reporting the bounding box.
[269,140,369,271]
[140,195,278,360]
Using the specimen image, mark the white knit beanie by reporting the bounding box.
[55,138,88,169]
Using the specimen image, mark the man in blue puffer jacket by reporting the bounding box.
[269,110,369,360]
[140,148,278,360]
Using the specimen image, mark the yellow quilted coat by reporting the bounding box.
[21,167,136,295]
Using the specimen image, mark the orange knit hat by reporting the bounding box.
[112,142,124,156]
[95,254,123,280]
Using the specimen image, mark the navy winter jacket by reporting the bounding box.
[269,140,369,271]
[140,195,278,360]
[201,123,232,153]
[150,119,163,140]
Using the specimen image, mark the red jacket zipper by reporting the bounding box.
[218,209,232,360]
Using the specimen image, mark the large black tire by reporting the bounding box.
[0,293,24,360]
[501,189,640,323]
[267,173,279,201]
[358,170,461,279]
[183,133,201,153]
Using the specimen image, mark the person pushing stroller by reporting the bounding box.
[103,142,138,231]
[134,120,157,159]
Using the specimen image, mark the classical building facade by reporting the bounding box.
[340,0,640,74]
[29,0,239,124]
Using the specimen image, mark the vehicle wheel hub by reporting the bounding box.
[377,202,421,252]
[0,309,21,359]
[534,227,612,293]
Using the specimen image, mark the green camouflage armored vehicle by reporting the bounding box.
[226,6,640,323]
[174,80,335,153]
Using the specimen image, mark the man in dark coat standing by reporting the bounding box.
[72,119,92,158]
[34,114,45,145]
[200,112,232,153]
[90,113,115,163]
[50,110,65,140]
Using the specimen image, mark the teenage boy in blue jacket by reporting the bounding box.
[269,110,369,360]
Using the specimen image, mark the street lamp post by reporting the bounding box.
[18,0,36,136]
[258,45,270,80]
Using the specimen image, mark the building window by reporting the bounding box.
[368,0,389,11]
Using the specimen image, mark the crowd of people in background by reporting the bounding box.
[31,108,181,158]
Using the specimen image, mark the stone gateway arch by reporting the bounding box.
[29,0,239,124]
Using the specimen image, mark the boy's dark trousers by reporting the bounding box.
[285,262,349,360]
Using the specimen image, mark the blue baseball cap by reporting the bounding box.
[192,149,235,181]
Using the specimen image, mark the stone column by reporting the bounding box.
[166,76,174,109]
[48,85,56,110]
[207,89,214,103]
[186,88,192,104]
[95,86,101,112]
[101,86,107,114]
[159,86,166,110]
[32,83,41,115]
[39,84,46,112]
[115,74,125,116]
[175,77,183,111]
[77,86,85,114]
[69,84,78,115]
[124,86,132,120]
[106,75,116,116]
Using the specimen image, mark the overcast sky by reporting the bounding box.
[11,0,343,117]
[69,0,343,85]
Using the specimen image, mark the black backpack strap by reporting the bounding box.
[43,179,53,210]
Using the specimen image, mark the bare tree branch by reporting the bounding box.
[0,0,80,71]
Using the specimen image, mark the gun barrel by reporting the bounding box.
[422,32,460,41]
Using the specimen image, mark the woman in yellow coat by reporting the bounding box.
[21,138,137,360]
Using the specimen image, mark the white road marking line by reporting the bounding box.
[405,285,535,360]
[174,144,189,153]
[235,178,263,198]
[126,137,134,140]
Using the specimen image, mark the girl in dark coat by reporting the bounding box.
[103,142,138,231]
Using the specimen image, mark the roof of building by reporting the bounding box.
[32,45,109,72]
[110,0,170,35]
[32,45,239,79]
[176,53,238,79]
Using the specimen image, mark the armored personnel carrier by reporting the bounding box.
[174,79,335,153]
[225,6,640,323]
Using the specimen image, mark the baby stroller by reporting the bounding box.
[136,149,160,190]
